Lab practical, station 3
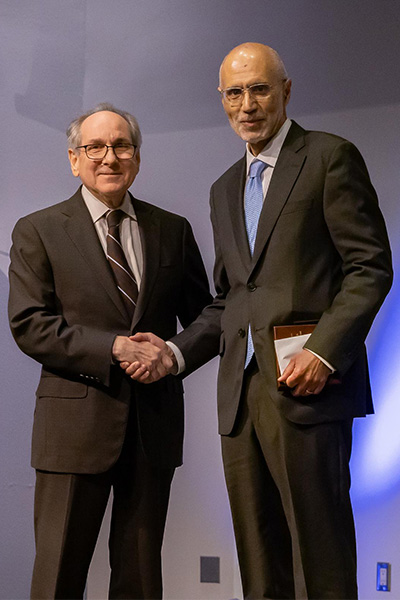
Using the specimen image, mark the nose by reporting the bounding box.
[102,146,119,164]
[241,89,257,112]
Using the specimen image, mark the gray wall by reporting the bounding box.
[1,1,399,598]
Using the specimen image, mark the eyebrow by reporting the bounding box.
[83,137,132,144]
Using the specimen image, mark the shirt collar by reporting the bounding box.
[81,185,137,223]
[246,118,292,173]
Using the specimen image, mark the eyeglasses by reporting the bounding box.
[219,82,274,106]
[75,143,137,160]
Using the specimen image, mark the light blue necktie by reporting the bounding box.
[244,159,267,367]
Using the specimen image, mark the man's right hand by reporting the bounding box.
[277,349,331,397]
[112,335,165,374]
[115,333,177,383]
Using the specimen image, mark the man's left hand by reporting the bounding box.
[278,349,331,397]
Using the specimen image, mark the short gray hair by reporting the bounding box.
[66,102,142,150]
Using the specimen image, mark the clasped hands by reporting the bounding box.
[112,333,176,383]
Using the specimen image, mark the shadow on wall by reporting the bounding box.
[14,1,85,131]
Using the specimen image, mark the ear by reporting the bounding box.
[135,149,141,170]
[68,148,80,178]
[217,87,225,107]
[284,79,292,106]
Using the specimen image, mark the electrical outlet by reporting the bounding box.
[377,562,390,592]
[200,556,220,583]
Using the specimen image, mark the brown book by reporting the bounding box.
[273,324,340,390]
[273,323,316,342]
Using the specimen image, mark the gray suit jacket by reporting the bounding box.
[172,121,393,434]
[8,189,213,472]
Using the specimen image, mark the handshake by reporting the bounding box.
[112,332,177,384]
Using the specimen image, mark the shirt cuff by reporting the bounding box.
[305,349,335,373]
[166,341,186,375]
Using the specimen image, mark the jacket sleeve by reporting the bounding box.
[304,140,393,373]
[170,189,226,375]
[8,216,117,386]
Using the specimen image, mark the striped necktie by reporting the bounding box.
[106,209,138,319]
[244,159,267,367]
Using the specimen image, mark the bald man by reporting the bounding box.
[125,44,392,599]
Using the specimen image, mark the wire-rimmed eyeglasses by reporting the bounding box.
[218,82,277,106]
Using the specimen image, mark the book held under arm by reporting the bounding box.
[273,324,340,390]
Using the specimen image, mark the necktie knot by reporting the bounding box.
[106,209,124,230]
[249,159,267,179]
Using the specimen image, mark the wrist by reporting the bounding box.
[112,336,127,362]
[166,345,178,375]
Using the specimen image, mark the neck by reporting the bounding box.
[97,193,125,209]
[248,142,266,156]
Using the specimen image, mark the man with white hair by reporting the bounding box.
[8,103,212,599]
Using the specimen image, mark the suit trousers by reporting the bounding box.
[31,400,174,600]
[221,360,357,600]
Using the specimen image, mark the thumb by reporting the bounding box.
[130,332,152,343]
[278,359,295,382]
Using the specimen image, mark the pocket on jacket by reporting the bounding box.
[280,198,314,215]
[159,249,179,267]
[36,377,88,399]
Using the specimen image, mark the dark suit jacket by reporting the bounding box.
[8,189,213,473]
[172,121,393,434]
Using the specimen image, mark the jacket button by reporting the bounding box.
[247,282,257,291]
[238,328,246,338]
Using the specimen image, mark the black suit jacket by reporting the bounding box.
[8,189,213,473]
[172,121,393,433]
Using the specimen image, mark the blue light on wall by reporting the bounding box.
[351,264,399,502]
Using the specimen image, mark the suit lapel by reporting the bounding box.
[61,190,129,321]
[252,122,307,268]
[130,195,160,329]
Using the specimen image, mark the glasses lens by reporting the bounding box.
[86,144,106,159]
[225,88,243,104]
[249,84,271,98]
[114,144,135,159]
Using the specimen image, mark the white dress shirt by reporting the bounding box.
[81,185,143,288]
[245,117,292,196]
